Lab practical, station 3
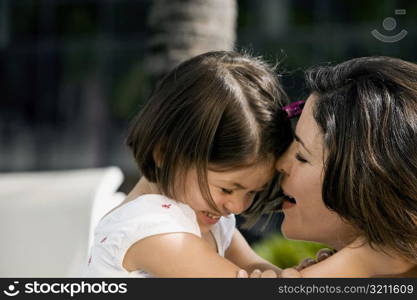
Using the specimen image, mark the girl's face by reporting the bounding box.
[275,94,356,250]
[179,157,276,234]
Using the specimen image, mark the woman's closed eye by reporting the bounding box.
[295,152,308,163]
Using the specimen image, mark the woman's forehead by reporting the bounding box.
[296,95,324,156]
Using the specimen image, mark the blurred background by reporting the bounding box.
[1,0,416,269]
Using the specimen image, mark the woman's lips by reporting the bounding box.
[281,192,297,210]
[282,199,296,209]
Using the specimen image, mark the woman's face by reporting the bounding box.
[275,94,356,250]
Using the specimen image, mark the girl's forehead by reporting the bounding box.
[209,155,276,173]
[208,160,275,187]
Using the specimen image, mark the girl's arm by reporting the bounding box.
[123,231,244,277]
[225,229,282,274]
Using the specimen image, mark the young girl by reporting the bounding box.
[84,51,294,277]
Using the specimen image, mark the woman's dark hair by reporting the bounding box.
[306,56,417,262]
[126,51,292,218]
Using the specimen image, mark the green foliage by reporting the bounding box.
[112,61,150,120]
[253,234,329,269]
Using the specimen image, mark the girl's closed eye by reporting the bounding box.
[221,188,233,195]
[295,152,308,163]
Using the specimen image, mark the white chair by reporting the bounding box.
[0,167,125,277]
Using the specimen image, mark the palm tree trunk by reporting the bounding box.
[145,0,237,84]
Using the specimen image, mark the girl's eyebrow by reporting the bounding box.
[216,182,246,189]
[294,133,312,154]
[219,181,267,191]
[232,182,246,189]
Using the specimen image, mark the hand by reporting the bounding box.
[316,248,336,262]
[237,269,278,278]
[280,268,302,278]
[236,248,335,278]
[295,248,335,271]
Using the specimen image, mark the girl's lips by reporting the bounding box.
[199,212,221,225]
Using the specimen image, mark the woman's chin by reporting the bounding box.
[280,222,325,245]
[280,222,303,241]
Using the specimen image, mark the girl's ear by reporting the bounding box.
[152,143,164,168]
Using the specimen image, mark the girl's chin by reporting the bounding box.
[197,220,214,234]
[200,227,212,234]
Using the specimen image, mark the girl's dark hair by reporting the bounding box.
[126,51,292,218]
[306,56,417,262]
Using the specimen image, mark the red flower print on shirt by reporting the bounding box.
[162,204,172,209]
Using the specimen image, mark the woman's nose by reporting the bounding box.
[275,142,295,176]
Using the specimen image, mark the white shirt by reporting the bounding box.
[83,194,236,277]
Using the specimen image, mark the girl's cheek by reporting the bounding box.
[212,192,227,206]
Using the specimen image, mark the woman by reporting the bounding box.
[274,56,417,277]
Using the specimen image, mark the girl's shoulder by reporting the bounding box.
[102,194,186,218]
[87,194,201,277]
[96,194,200,236]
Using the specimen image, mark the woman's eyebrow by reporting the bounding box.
[294,133,312,154]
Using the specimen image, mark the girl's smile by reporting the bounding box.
[180,157,276,233]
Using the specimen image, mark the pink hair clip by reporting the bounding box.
[282,100,305,119]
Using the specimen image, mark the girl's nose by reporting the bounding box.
[223,196,250,215]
